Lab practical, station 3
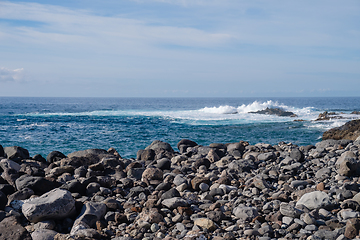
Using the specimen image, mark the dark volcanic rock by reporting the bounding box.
[250,107,297,117]
[0,216,32,240]
[136,149,155,161]
[15,175,58,195]
[3,146,30,162]
[46,151,66,163]
[0,191,6,210]
[0,145,4,158]
[323,119,360,140]
[145,140,175,159]
[315,111,342,121]
[177,139,198,153]
[67,148,117,166]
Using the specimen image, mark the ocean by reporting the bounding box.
[1,97,359,159]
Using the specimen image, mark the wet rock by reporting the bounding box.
[323,119,360,140]
[250,107,297,117]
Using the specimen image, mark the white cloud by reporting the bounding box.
[0,67,24,82]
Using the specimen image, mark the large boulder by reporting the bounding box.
[70,202,107,235]
[15,175,58,195]
[177,139,198,153]
[145,140,175,160]
[65,149,118,167]
[22,188,75,223]
[46,151,66,163]
[323,119,360,140]
[3,146,30,162]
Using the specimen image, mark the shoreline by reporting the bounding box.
[1,136,360,239]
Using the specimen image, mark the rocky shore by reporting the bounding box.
[2,126,360,239]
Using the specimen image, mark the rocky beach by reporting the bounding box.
[1,119,360,240]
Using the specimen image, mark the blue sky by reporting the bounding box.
[0,0,359,97]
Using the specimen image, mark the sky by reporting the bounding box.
[0,0,359,97]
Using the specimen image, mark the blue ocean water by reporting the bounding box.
[1,97,360,159]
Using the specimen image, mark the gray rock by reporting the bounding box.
[232,206,258,221]
[3,146,29,162]
[151,223,160,232]
[15,175,57,195]
[46,151,66,163]
[33,220,56,230]
[127,168,145,180]
[257,152,276,161]
[86,182,100,196]
[290,180,308,189]
[290,148,304,162]
[296,191,332,210]
[8,188,34,204]
[315,168,331,179]
[0,216,32,240]
[199,182,209,192]
[173,175,187,186]
[162,197,188,209]
[71,202,107,235]
[31,229,58,240]
[161,188,180,200]
[22,188,75,223]
[280,203,302,218]
[228,159,255,172]
[0,159,21,172]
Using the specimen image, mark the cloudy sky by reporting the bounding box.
[0,0,359,97]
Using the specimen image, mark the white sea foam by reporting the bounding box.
[21,100,357,127]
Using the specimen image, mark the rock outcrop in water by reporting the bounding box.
[2,138,360,239]
[323,119,360,141]
[250,107,297,117]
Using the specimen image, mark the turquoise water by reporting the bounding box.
[1,97,360,158]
